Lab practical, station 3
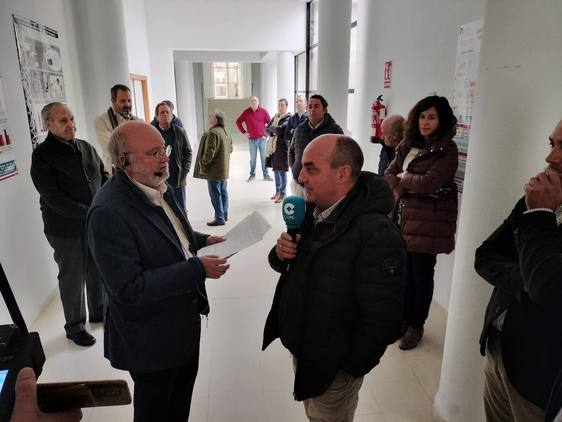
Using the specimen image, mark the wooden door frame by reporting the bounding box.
[130,73,150,122]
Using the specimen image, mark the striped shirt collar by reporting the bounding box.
[313,195,347,224]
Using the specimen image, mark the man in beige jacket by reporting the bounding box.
[94,84,138,171]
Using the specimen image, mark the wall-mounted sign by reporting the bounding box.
[384,60,392,88]
[0,77,18,181]
[452,19,483,195]
[13,15,67,149]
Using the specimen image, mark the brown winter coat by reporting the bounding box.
[384,135,459,254]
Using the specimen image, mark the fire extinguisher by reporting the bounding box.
[370,95,387,144]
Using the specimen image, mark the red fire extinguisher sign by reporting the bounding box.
[384,61,392,88]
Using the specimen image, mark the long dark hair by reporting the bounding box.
[404,95,457,148]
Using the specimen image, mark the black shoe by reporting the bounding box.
[399,326,424,350]
[224,215,228,222]
[207,219,225,226]
[66,331,96,347]
[89,317,103,323]
[246,176,255,182]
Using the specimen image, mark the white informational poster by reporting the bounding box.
[0,77,18,181]
[452,19,483,195]
[13,15,67,149]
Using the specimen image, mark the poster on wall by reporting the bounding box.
[452,18,483,195]
[0,77,18,181]
[12,15,66,149]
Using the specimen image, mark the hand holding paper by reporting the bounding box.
[199,211,271,259]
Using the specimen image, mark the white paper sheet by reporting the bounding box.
[198,211,271,259]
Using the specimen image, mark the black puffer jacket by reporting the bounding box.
[288,113,343,182]
[262,171,406,400]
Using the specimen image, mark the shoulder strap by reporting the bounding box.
[0,261,28,334]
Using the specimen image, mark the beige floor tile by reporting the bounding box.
[364,346,417,385]
[354,413,387,422]
[262,391,309,422]
[404,352,442,399]
[261,348,294,392]
[207,391,265,422]
[372,380,434,422]
[357,383,382,415]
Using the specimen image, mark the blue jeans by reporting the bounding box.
[207,180,228,222]
[274,171,287,196]
[248,137,269,177]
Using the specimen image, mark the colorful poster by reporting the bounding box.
[13,15,66,149]
[452,19,483,195]
[0,77,18,181]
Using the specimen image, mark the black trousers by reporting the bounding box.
[129,353,199,422]
[45,234,104,334]
[404,251,437,329]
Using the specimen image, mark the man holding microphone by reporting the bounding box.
[262,134,406,421]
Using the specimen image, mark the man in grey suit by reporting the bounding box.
[87,121,230,421]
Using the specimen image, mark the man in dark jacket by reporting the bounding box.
[285,95,308,196]
[475,119,562,422]
[150,100,184,128]
[377,114,404,176]
[153,101,192,209]
[289,94,344,197]
[263,134,406,421]
[87,121,229,421]
[30,102,107,347]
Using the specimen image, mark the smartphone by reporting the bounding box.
[0,370,8,395]
[0,369,15,422]
[37,379,131,412]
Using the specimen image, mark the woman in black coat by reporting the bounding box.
[265,98,291,203]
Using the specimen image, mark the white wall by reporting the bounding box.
[260,59,278,115]
[123,0,153,105]
[174,61,198,144]
[123,0,152,78]
[144,0,306,111]
[354,0,486,310]
[0,0,88,324]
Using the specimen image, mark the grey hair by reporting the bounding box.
[107,125,128,167]
[155,100,175,116]
[41,102,66,122]
[212,110,226,127]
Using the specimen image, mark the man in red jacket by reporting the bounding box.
[236,96,272,182]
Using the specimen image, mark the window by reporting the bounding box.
[347,21,357,131]
[213,62,240,98]
[308,0,319,96]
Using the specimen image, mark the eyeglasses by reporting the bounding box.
[124,145,172,160]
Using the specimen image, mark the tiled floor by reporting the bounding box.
[30,135,446,421]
